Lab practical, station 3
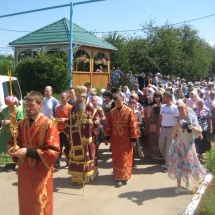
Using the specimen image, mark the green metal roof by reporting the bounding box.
[9,18,117,50]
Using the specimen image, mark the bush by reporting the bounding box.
[203,149,215,173]
[52,93,60,102]
[16,54,70,95]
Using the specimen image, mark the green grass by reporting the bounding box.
[196,148,215,215]
[196,178,215,215]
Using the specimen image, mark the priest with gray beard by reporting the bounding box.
[64,86,100,184]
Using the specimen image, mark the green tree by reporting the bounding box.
[152,24,182,76]
[123,21,213,80]
[210,49,215,79]
[105,20,214,80]
[0,54,14,75]
[16,53,69,95]
[178,25,213,80]
[103,32,128,71]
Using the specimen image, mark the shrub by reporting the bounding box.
[16,54,69,95]
[203,149,215,173]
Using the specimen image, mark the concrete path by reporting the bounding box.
[0,144,195,215]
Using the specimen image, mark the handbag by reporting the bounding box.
[98,127,105,143]
[134,138,144,158]
[149,124,156,133]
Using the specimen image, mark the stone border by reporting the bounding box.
[183,173,213,215]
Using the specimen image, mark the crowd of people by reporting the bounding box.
[1,70,214,213]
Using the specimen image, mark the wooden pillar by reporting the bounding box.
[89,57,92,86]
[108,61,110,83]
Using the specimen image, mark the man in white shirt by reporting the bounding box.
[157,91,179,173]
[42,86,59,118]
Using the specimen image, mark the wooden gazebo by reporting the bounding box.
[9,18,117,88]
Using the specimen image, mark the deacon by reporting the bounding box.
[64,86,100,184]
[8,91,60,215]
[105,93,140,187]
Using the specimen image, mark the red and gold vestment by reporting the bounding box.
[8,114,60,215]
[105,105,139,181]
[64,100,100,183]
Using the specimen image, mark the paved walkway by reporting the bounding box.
[0,144,195,215]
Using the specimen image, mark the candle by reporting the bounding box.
[8,70,13,96]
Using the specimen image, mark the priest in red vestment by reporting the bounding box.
[64,86,100,184]
[105,92,140,187]
[8,91,60,215]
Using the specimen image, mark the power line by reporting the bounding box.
[0,47,13,49]
[0,27,29,32]
[0,12,215,34]
[0,50,13,51]
[0,46,80,52]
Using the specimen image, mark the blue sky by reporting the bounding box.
[1,0,215,55]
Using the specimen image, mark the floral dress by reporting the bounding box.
[168,113,206,182]
[148,107,163,160]
[142,105,152,156]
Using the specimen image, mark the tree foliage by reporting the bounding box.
[0,54,14,75]
[15,53,69,95]
[104,22,214,81]
[103,32,128,71]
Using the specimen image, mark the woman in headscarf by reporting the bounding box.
[186,90,200,109]
[205,90,215,110]
[193,99,213,158]
[122,85,131,104]
[205,91,215,142]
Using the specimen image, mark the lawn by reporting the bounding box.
[196,177,215,215]
[195,148,215,215]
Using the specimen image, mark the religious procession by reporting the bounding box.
[0,69,214,214]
